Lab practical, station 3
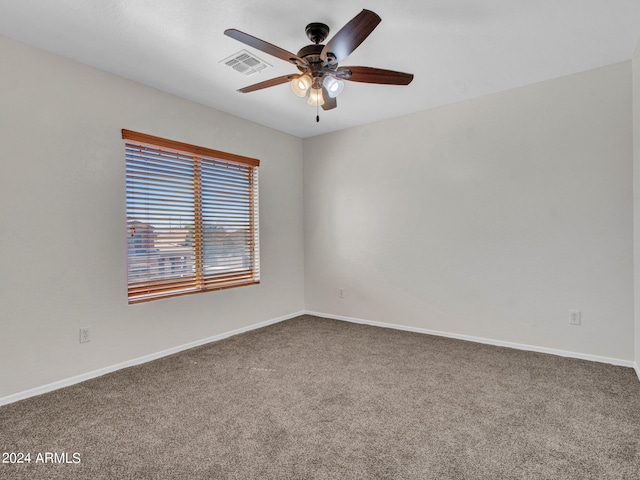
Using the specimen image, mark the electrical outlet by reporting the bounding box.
[339,288,345,298]
[79,327,91,343]
[569,311,581,325]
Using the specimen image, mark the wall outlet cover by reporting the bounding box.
[79,327,91,343]
[569,311,581,325]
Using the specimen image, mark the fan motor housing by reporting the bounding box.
[296,44,323,60]
[296,43,337,73]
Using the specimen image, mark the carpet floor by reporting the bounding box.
[1,315,639,479]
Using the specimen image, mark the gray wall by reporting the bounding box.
[304,62,634,362]
[0,36,305,398]
[2,34,638,401]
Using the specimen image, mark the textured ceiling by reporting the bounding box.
[2,0,640,138]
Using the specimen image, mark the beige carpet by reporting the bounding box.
[1,315,639,479]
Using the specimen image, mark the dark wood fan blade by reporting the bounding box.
[321,86,337,110]
[336,66,414,85]
[320,10,381,63]
[237,74,297,93]
[225,29,305,65]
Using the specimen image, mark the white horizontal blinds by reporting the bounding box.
[123,129,260,304]
[125,144,198,302]
[200,159,257,288]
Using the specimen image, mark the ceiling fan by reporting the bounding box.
[224,9,414,121]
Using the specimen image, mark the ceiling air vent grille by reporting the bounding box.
[221,50,272,76]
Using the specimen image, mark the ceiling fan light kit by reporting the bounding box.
[224,9,414,121]
[307,87,325,106]
[323,76,344,98]
[291,74,312,97]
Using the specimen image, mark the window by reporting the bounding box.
[122,129,260,303]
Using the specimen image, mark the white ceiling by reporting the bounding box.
[2,0,640,138]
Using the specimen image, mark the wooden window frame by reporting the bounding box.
[123,129,260,304]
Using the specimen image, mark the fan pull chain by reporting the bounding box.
[316,101,319,123]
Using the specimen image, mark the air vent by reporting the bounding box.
[221,49,272,76]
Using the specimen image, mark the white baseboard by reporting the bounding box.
[305,310,636,369]
[0,311,304,407]
[2,309,636,406]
